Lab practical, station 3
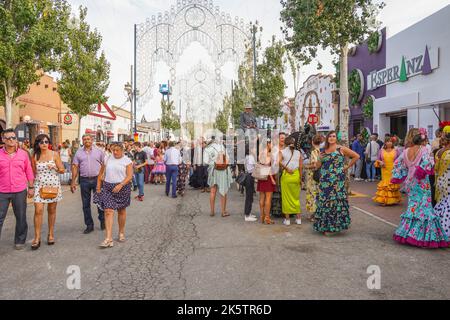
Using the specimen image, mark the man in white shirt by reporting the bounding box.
[164,141,182,198]
[365,135,381,182]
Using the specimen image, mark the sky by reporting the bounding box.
[67,0,450,122]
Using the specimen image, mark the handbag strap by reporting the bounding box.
[284,151,294,171]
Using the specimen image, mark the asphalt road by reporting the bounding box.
[0,182,449,300]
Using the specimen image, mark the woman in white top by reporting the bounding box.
[95,143,133,248]
[279,137,303,226]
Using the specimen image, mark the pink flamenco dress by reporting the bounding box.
[391,146,450,248]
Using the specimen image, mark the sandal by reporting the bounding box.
[99,239,114,249]
[47,235,55,246]
[118,234,126,243]
[264,218,275,225]
[210,212,215,217]
[31,239,41,251]
[221,212,230,217]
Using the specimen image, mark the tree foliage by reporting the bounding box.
[280,0,384,57]
[253,36,286,121]
[58,6,110,120]
[228,37,257,129]
[215,95,231,133]
[161,99,180,131]
[0,0,70,127]
[280,0,384,142]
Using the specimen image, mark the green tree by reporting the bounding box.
[58,6,110,138]
[280,0,384,143]
[215,95,231,133]
[230,47,255,129]
[253,36,286,123]
[286,49,302,130]
[161,99,180,132]
[0,0,70,128]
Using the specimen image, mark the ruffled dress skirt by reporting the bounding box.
[393,183,449,248]
[434,195,450,239]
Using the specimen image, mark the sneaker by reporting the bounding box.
[245,216,257,222]
[283,219,291,226]
[250,214,257,219]
[296,218,302,225]
[14,244,25,250]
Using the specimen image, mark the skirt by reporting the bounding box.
[94,181,131,210]
[152,162,166,174]
[257,176,276,193]
[280,169,301,215]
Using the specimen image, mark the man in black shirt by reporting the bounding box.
[133,142,148,201]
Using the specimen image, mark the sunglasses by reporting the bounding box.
[4,136,17,141]
[39,140,50,145]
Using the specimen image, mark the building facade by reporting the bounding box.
[347,28,387,138]
[295,74,338,133]
[373,5,450,140]
[1,74,63,144]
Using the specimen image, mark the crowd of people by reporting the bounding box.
[0,123,450,251]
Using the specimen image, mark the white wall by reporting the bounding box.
[374,5,450,137]
[295,74,336,132]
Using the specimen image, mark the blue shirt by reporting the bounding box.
[352,140,365,159]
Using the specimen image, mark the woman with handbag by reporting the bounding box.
[205,137,233,217]
[94,143,133,249]
[255,141,277,225]
[31,134,65,250]
[279,137,303,226]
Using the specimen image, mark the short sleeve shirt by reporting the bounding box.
[133,151,147,173]
[104,156,132,184]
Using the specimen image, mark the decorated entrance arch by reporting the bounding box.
[135,0,252,117]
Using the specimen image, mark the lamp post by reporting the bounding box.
[124,79,133,138]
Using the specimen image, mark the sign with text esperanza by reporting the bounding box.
[367,46,439,91]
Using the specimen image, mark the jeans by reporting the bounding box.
[354,159,363,179]
[244,174,255,216]
[80,177,104,227]
[132,175,137,189]
[0,190,28,245]
[63,162,71,172]
[365,161,376,180]
[165,165,179,197]
[134,172,145,196]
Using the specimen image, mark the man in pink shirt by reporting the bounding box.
[0,128,35,250]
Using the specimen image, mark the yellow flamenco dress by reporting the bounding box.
[373,149,402,205]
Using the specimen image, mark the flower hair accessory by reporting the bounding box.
[444,126,450,135]
[418,128,427,140]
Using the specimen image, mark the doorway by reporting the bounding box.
[389,113,407,140]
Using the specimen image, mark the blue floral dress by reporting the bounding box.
[313,148,351,233]
[391,147,449,248]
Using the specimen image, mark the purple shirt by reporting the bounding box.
[73,146,105,177]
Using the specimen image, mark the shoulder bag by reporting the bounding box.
[39,152,59,200]
[213,146,228,171]
[252,163,271,181]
